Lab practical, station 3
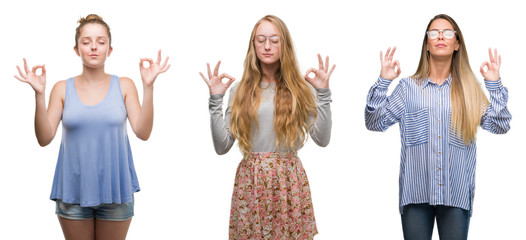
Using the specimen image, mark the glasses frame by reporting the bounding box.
[426,29,457,40]
[254,35,281,47]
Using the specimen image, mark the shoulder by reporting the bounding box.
[118,76,137,93]
[230,82,240,94]
[50,80,67,95]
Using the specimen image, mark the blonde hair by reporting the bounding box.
[412,14,489,144]
[75,14,111,48]
[230,15,317,156]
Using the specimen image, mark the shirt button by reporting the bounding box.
[439,168,442,170]
[438,136,441,139]
[440,184,442,186]
[439,152,441,154]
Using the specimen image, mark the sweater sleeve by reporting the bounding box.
[208,87,236,155]
[309,88,332,147]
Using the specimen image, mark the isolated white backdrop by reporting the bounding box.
[1,0,524,239]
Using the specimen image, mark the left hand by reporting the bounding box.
[480,48,501,81]
[140,50,171,86]
[304,54,335,89]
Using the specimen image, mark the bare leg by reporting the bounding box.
[58,216,95,240]
[95,218,132,240]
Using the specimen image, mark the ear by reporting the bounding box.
[454,40,460,51]
[107,46,113,57]
[74,46,80,56]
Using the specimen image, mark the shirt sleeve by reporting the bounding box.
[480,79,511,134]
[309,88,332,147]
[365,77,405,131]
[208,87,236,155]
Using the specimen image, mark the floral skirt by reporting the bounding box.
[229,152,318,240]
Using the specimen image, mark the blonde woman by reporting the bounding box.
[365,14,511,239]
[200,15,334,239]
[15,14,169,240]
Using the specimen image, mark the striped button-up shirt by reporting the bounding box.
[365,76,511,215]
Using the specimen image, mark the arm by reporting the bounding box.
[365,47,404,131]
[200,61,236,155]
[479,48,511,133]
[15,59,63,146]
[304,54,335,147]
[125,50,170,141]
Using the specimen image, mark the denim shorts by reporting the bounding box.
[55,197,134,221]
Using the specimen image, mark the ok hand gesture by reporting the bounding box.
[15,58,46,95]
[304,54,336,89]
[199,61,235,95]
[380,46,401,80]
[480,48,501,81]
[140,50,171,87]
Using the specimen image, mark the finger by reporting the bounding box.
[389,46,397,61]
[317,53,323,70]
[325,56,329,71]
[213,60,221,77]
[159,64,171,73]
[160,56,170,69]
[199,72,209,85]
[488,48,494,63]
[32,65,43,74]
[480,61,489,73]
[16,65,27,79]
[385,47,391,61]
[23,58,30,74]
[395,60,401,74]
[498,54,502,66]
[42,64,46,76]
[156,50,162,65]
[14,75,26,82]
[219,73,235,81]
[225,77,236,88]
[140,58,154,68]
[206,63,212,79]
[380,51,384,62]
[327,64,336,78]
[304,68,316,82]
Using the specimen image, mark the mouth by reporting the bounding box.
[89,54,99,58]
[435,44,447,48]
[263,53,273,57]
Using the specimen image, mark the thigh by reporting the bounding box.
[436,206,470,240]
[95,218,132,240]
[401,204,436,240]
[58,216,95,240]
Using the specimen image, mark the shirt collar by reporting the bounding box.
[422,74,452,88]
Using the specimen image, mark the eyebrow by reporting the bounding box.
[80,36,108,40]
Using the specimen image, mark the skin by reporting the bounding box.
[200,20,335,94]
[380,19,501,83]
[15,22,170,240]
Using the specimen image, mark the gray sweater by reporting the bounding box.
[209,81,332,154]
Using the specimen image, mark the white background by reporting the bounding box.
[1,0,524,239]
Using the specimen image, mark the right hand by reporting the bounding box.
[199,61,235,95]
[380,46,401,80]
[15,58,46,95]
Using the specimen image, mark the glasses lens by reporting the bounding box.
[427,30,439,39]
[443,30,455,39]
[269,36,280,46]
[255,35,266,45]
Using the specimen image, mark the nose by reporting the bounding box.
[90,42,97,50]
[437,31,445,40]
[264,39,271,50]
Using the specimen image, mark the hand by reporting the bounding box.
[199,61,235,95]
[140,50,170,87]
[304,54,335,89]
[380,46,401,80]
[480,48,501,81]
[15,58,46,95]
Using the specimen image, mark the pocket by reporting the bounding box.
[448,129,467,149]
[405,108,429,146]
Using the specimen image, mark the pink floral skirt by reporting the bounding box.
[229,152,318,240]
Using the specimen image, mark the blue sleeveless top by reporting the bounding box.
[50,75,140,207]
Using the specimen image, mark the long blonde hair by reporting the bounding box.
[230,15,317,156]
[412,14,489,144]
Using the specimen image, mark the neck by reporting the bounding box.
[429,55,452,85]
[79,65,108,84]
[260,61,279,83]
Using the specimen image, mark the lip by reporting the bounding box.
[263,53,273,57]
[89,54,99,58]
[435,44,447,48]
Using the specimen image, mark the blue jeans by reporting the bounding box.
[401,204,470,240]
[55,197,134,221]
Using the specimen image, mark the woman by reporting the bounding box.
[200,15,335,239]
[15,14,170,240]
[365,14,511,239]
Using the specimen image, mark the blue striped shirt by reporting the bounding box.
[365,76,511,215]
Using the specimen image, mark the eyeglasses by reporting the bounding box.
[254,35,280,47]
[426,29,456,39]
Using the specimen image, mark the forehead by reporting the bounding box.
[256,20,278,35]
[429,18,454,30]
[79,23,108,38]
